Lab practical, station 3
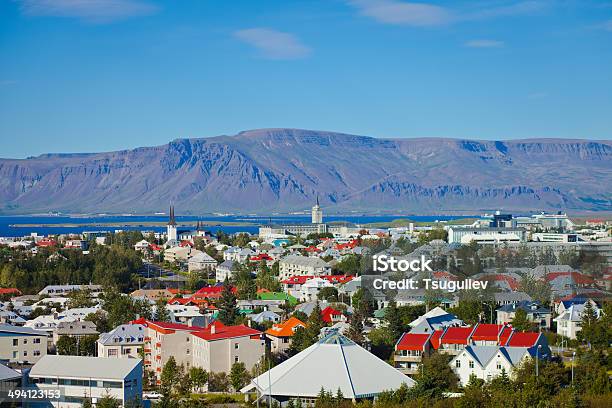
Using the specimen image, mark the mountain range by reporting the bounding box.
[1,128,611,214]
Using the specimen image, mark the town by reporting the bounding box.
[0,203,610,408]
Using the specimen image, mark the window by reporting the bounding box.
[234,343,239,349]
[497,363,502,370]
[455,360,461,368]
[23,339,28,344]
[108,349,118,357]
[12,351,17,359]
[469,361,474,368]
[34,338,41,344]
[12,339,18,347]
[34,351,41,356]
[23,351,28,357]
[123,348,131,354]
[234,356,239,363]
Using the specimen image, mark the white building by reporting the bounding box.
[97,323,146,359]
[28,355,142,407]
[167,205,178,242]
[298,277,334,302]
[0,324,47,364]
[451,345,533,386]
[554,302,601,340]
[242,332,414,406]
[312,197,323,224]
[216,260,237,282]
[279,255,330,280]
[188,251,218,272]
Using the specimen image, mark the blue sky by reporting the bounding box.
[1,0,611,158]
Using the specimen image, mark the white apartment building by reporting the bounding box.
[451,345,532,386]
[279,255,331,280]
[191,322,264,374]
[28,355,142,407]
[97,323,146,359]
[0,324,47,364]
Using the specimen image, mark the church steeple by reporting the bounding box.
[168,205,177,226]
[167,204,178,242]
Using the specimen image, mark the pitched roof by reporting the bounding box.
[440,327,474,345]
[0,323,47,336]
[396,333,431,351]
[504,332,541,347]
[191,321,261,341]
[266,317,306,338]
[470,324,505,342]
[321,306,342,323]
[430,330,443,349]
[243,332,414,398]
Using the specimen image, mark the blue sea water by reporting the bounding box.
[0,214,468,237]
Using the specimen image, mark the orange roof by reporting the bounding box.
[265,317,306,338]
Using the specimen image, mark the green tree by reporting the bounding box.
[188,367,208,392]
[155,298,171,322]
[511,308,535,332]
[217,280,239,325]
[56,335,77,355]
[385,300,403,342]
[95,394,121,408]
[230,362,250,391]
[317,287,338,302]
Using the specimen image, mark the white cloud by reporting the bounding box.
[16,0,158,23]
[465,1,547,21]
[346,0,453,26]
[346,0,547,26]
[464,39,504,48]
[234,28,312,60]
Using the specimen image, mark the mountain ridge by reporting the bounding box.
[1,129,610,214]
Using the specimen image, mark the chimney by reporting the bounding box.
[210,324,216,334]
[247,320,252,328]
[187,319,193,327]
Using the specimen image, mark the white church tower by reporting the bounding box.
[311,196,323,224]
[167,205,177,241]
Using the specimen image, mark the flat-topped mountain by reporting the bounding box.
[1,129,610,214]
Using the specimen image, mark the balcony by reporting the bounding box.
[394,354,422,363]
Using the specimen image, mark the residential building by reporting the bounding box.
[191,321,264,374]
[451,345,532,386]
[394,333,433,375]
[496,301,552,329]
[52,321,98,344]
[139,319,202,380]
[130,288,173,302]
[28,355,142,407]
[97,323,146,359]
[265,317,306,354]
[216,260,237,282]
[37,285,102,297]
[279,255,331,280]
[554,302,601,340]
[188,252,218,272]
[0,324,47,364]
[408,307,464,334]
